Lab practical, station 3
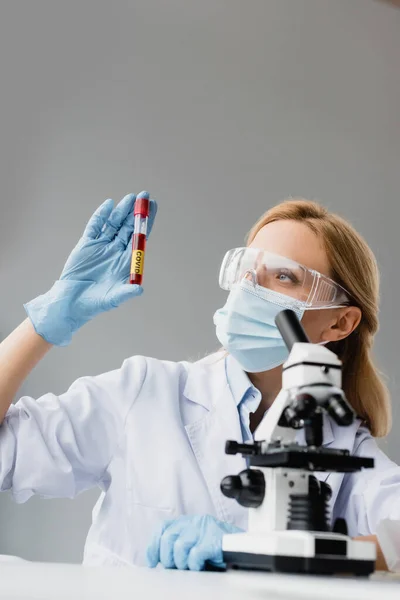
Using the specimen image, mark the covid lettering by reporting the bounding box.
[135,252,142,274]
[131,250,144,275]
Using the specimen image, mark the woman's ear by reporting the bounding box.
[322,306,362,343]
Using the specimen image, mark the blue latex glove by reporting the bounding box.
[146,515,242,571]
[24,191,157,346]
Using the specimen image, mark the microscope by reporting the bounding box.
[220,309,376,576]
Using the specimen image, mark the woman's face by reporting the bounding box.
[249,219,356,344]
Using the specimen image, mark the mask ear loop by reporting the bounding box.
[243,269,258,288]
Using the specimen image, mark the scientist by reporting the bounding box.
[0,192,398,571]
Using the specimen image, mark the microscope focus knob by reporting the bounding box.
[220,469,265,508]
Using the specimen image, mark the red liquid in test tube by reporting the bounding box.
[130,196,150,285]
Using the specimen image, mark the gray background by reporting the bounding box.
[0,0,399,563]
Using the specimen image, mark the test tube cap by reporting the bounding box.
[134,193,150,216]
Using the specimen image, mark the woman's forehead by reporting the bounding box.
[249,220,331,277]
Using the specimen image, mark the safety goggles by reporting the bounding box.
[219,247,351,310]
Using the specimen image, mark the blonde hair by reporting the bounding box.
[247,198,391,437]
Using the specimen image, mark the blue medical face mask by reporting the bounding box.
[213,279,305,373]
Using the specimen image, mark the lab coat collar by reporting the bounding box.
[183,353,337,450]
[225,354,255,407]
[183,352,259,411]
[184,353,335,447]
[182,352,225,411]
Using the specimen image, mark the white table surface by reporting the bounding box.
[0,560,399,600]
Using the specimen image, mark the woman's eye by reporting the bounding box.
[276,269,298,284]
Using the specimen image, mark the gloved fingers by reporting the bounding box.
[221,522,242,535]
[146,519,175,568]
[116,211,135,247]
[159,520,189,569]
[187,539,223,572]
[101,193,136,241]
[172,528,200,570]
[82,198,114,239]
[105,284,143,310]
[124,231,135,259]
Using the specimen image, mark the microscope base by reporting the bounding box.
[222,532,376,576]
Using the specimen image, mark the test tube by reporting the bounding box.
[130,195,150,285]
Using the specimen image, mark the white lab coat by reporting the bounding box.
[0,352,399,566]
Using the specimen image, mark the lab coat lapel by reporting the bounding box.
[183,355,248,528]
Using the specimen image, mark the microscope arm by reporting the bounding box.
[253,389,297,445]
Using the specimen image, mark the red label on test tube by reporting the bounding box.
[130,197,150,285]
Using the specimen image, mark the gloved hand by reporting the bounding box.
[146,515,242,571]
[24,191,157,346]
